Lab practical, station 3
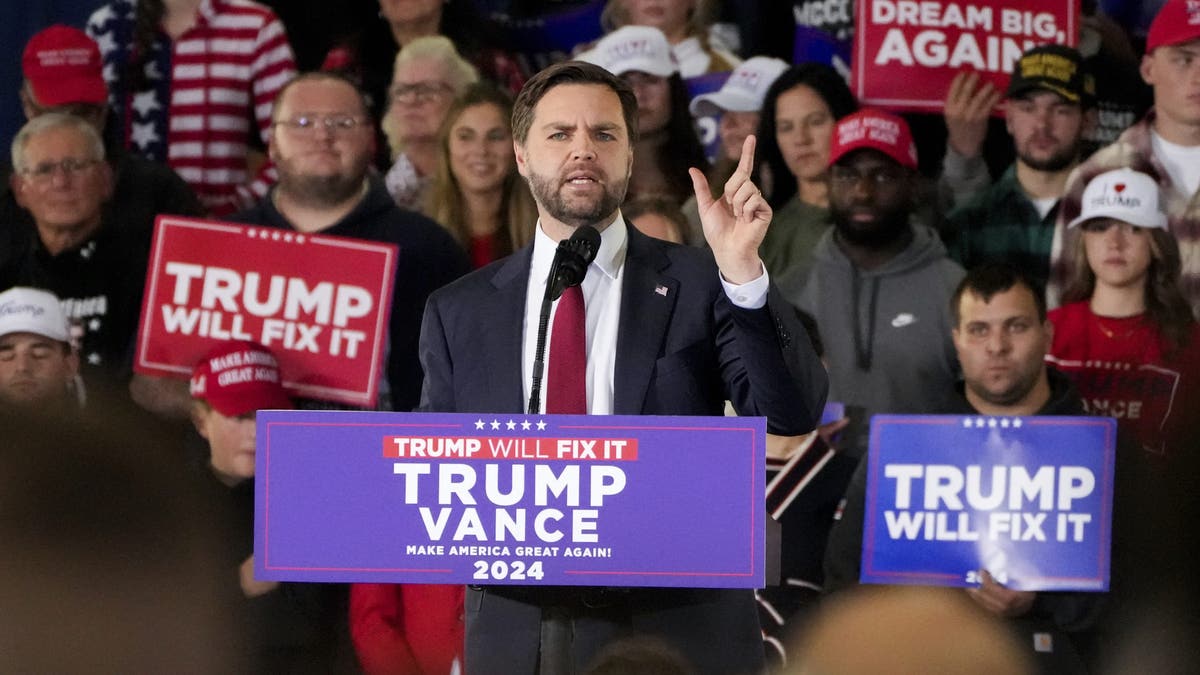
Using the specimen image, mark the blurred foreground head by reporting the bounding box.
[0,402,243,673]
[786,586,1033,675]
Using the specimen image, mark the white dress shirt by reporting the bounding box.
[521,214,769,414]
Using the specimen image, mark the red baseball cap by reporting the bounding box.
[190,341,293,417]
[827,108,918,170]
[22,25,107,107]
[1146,0,1200,53]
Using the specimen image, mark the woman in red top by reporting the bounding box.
[426,83,536,269]
[1047,167,1199,457]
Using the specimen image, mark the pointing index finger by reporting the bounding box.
[735,134,756,177]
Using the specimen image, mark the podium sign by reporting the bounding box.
[255,411,766,588]
[861,414,1115,591]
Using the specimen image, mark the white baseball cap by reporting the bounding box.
[1068,168,1168,230]
[0,287,70,343]
[579,25,678,78]
[689,57,790,117]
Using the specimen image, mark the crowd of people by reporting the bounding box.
[2,0,1197,673]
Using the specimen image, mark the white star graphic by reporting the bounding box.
[536,420,547,431]
[296,235,306,244]
[475,419,485,430]
[88,5,115,28]
[144,61,162,81]
[88,318,101,331]
[521,420,532,430]
[94,31,117,57]
[490,419,501,430]
[130,121,159,150]
[102,63,116,85]
[131,91,160,118]
[506,420,516,430]
[272,232,281,241]
[87,353,101,365]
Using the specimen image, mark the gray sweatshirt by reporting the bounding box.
[786,224,965,457]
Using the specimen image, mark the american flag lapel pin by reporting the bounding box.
[655,284,669,297]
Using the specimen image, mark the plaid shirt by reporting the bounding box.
[944,164,1059,289]
[1049,109,1200,316]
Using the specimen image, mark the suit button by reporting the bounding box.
[775,316,792,348]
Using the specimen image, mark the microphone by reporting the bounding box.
[528,225,601,414]
[547,225,601,301]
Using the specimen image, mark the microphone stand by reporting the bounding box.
[527,256,565,415]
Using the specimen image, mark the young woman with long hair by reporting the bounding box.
[753,63,858,280]
[426,83,536,268]
[1048,167,1199,457]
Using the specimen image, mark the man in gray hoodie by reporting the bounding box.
[787,109,964,457]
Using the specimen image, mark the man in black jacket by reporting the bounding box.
[2,25,202,268]
[824,263,1101,674]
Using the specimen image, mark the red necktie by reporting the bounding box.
[546,284,587,414]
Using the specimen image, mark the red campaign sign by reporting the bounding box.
[852,0,1078,112]
[135,216,398,407]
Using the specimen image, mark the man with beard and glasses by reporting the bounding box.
[786,109,965,458]
[824,263,1102,675]
[237,72,468,412]
[942,45,1096,290]
[418,61,827,675]
[132,72,469,417]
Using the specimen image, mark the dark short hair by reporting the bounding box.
[271,71,372,123]
[512,61,639,145]
[950,262,1046,326]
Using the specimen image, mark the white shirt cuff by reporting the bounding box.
[720,264,769,309]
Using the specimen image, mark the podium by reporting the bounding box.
[255,411,769,589]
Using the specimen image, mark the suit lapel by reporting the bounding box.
[614,229,677,414]
[481,247,533,412]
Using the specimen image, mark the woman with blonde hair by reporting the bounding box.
[1048,167,1199,458]
[426,83,536,268]
[382,36,479,211]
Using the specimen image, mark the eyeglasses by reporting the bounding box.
[20,158,101,183]
[272,114,367,135]
[830,165,906,187]
[390,82,453,105]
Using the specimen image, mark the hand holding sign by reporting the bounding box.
[967,569,1036,618]
[689,135,770,285]
[944,72,1002,157]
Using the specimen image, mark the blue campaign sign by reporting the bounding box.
[255,411,766,588]
[861,415,1116,592]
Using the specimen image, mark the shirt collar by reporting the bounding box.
[531,213,627,288]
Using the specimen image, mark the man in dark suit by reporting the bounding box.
[418,61,828,675]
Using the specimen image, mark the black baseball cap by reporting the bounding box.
[1006,44,1094,107]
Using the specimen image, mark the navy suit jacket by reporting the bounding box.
[419,226,826,429]
[417,227,828,675]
